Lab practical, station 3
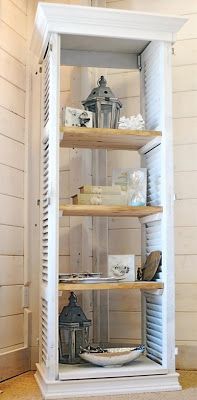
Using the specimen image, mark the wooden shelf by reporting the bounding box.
[59,204,162,217]
[58,281,164,291]
[60,127,161,150]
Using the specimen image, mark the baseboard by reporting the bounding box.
[35,364,181,399]
[0,347,30,382]
[30,345,39,370]
[176,344,197,370]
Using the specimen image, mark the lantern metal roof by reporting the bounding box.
[82,76,122,109]
[59,292,91,327]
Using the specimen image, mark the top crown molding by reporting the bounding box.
[30,2,187,62]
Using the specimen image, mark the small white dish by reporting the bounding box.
[79,346,145,367]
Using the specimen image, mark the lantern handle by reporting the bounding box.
[97,75,107,87]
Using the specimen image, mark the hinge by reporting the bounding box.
[137,55,142,71]
[47,197,51,206]
[39,66,42,73]
[172,46,175,55]
[22,286,29,308]
[50,43,53,51]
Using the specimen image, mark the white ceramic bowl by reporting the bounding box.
[79,346,145,367]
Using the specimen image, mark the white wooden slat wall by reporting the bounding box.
[104,69,142,344]
[59,65,93,321]
[0,0,29,381]
[107,0,197,369]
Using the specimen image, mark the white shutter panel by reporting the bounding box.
[145,220,162,282]
[145,293,163,365]
[40,33,60,379]
[141,41,175,371]
[144,145,161,206]
[140,41,163,130]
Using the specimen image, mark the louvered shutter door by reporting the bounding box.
[145,293,163,364]
[141,41,175,371]
[40,33,60,379]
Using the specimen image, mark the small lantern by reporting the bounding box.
[82,75,122,129]
[59,292,91,364]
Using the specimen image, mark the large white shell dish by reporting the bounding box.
[79,346,144,367]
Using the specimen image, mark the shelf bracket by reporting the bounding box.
[137,54,142,71]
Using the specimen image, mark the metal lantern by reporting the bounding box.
[59,292,91,364]
[82,75,122,129]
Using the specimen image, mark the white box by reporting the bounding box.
[108,255,135,281]
[63,106,93,128]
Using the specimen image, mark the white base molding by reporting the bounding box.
[35,364,181,400]
[0,347,30,382]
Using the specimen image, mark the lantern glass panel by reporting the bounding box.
[82,76,122,129]
[59,292,91,364]
[59,326,69,362]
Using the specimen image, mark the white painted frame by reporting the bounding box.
[30,3,186,397]
[39,33,60,381]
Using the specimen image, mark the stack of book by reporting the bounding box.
[71,185,127,205]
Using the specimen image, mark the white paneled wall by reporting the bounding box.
[107,0,197,369]
[0,0,29,381]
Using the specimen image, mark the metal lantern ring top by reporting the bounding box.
[59,292,91,364]
[82,75,122,129]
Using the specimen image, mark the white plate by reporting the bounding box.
[59,277,125,283]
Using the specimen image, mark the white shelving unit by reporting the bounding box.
[30,3,186,399]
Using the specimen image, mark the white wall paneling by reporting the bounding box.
[109,228,141,254]
[0,22,26,66]
[0,226,23,255]
[175,199,197,227]
[175,171,197,199]
[0,194,24,227]
[174,144,197,172]
[0,107,25,143]
[110,311,141,340]
[176,313,197,341]
[176,284,197,312]
[0,286,23,317]
[0,135,24,171]
[173,91,197,118]
[106,65,141,345]
[173,65,197,92]
[0,0,28,381]
[0,256,24,285]
[109,290,141,311]
[0,48,26,91]
[0,314,24,349]
[11,0,27,15]
[0,78,25,118]
[0,164,24,198]
[0,0,27,39]
[173,117,197,145]
[173,39,197,66]
[175,227,197,254]
[175,255,197,283]
[107,0,197,14]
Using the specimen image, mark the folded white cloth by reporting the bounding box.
[118,114,145,130]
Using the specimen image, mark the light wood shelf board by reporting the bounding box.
[60,127,162,150]
[58,281,164,291]
[59,205,163,217]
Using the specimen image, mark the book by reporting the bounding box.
[79,185,121,195]
[72,193,127,205]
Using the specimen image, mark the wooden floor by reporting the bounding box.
[0,370,197,399]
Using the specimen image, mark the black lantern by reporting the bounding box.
[59,292,91,364]
[82,75,122,129]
